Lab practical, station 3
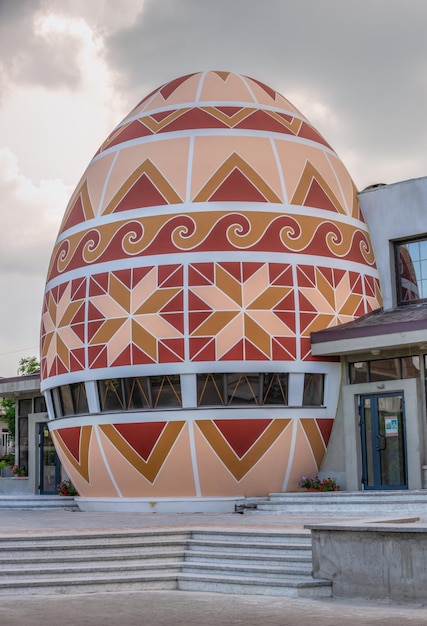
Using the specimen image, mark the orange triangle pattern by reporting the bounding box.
[196,419,290,481]
[60,181,95,231]
[291,162,346,215]
[52,426,91,482]
[100,421,185,483]
[103,159,183,215]
[300,418,327,468]
[193,153,281,203]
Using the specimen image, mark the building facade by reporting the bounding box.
[313,177,427,491]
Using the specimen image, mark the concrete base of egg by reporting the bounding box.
[41,71,381,512]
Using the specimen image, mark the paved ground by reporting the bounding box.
[1,509,427,625]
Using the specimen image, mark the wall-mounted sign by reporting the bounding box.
[385,416,398,437]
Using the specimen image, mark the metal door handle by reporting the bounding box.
[375,434,386,451]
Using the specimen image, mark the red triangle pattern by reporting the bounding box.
[273,310,296,333]
[244,339,269,360]
[160,108,226,132]
[236,109,293,134]
[113,269,132,289]
[89,273,109,296]
[221,339,244,361]
[189,310,212,334]
[158,339,184,362]
[272,337,296,360]
[57,426,82,462]
[70,349,85,371]
[161,312,184,333]
[88,345,108,369]
[107,120,152,149]
[158,265,183,287]
[189,263,215,285]
[269,264,293,286]
[131,343,156,365]
[190,337,215,361]
[133,266,154,285]
[216,106,245,117]
[219,262,241,282]
[188,291,213,312]
[298,293,318,313]
[296,265,316,287]
[209,168,269,203]
[114,173,168,212]
[316,419,334,447]
[160,292,183,314]
[274,292,295,313]
[214,419,273,459]
[62,194,85,231]
[113,422,166,461]
[242,263,263,282]
[71,278,87,300]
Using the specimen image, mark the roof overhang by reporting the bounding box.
[311,305,427,357]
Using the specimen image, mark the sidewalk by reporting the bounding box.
[1,509,427,625]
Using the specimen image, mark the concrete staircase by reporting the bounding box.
[0,529,331,598]
[241,490,427,516]
[0,496,78,510]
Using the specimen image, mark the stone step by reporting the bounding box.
[177,572,331,598]
[0,572,179,596]
[0,528,322,597]
[244,490,427,515]
[183,550,313,566]
[186,539,311,557]
[0,495,78,510]
[189,529,311,544]
[181,561,312,579]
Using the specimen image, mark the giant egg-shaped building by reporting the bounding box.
[40,71,382,511]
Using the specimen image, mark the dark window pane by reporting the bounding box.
[262,373,288,404]
[34,396,47,413]
[302,373,324,406]
[124,377,150,409]
[151,375,181,408]
[226,374,259,405]
[396,238,427,303]
[369,358,399,382]
[59,386,74,416]
[71,383,88,414]
[197,374,224,406]
[18,416,28,469]
[18,398,32,417]
[98,379,124,411]
[349,362,368,384]
[401,356,420,379]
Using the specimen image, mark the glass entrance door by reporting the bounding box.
[359,393,407,490]
[39,423,60,494]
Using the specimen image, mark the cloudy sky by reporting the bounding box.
[0,0,426,376]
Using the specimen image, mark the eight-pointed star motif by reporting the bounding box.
[88,268,184,364]
[189,263,294,359]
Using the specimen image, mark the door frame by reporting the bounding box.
[359,391,408,490]
[342,377,423,491]
[38,422,61,494]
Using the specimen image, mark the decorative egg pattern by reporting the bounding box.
[41,71,382,503]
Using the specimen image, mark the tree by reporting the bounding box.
[0,397,16,441]
[17,356,40,375]
[0,356,40,442]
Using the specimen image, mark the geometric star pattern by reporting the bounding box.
[87,266,184,368]
[298,265,379,361]
[189,262,296,362]
[40,261,382,374]
[40,278,86,379]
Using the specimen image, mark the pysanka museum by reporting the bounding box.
[2,71,427,512]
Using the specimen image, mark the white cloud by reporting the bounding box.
[0,147,69,274]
